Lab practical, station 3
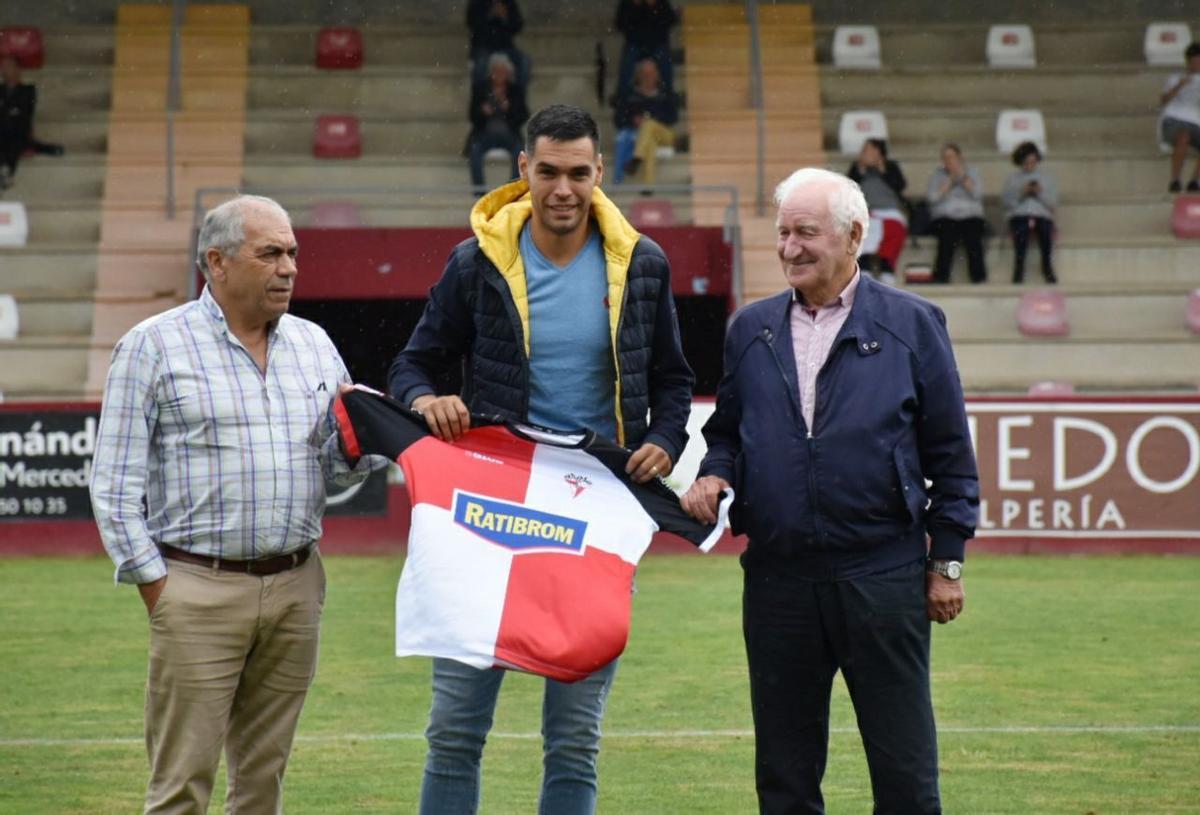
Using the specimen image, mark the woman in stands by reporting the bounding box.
[465,52,529,191]
[1002,141,1058,284]
[1161,42,1200,194]
[926,143,987,284]
[847,138,907,279]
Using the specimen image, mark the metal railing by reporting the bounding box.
[188,183,743,308]
[745,0,767,216]
[165,0,185,219]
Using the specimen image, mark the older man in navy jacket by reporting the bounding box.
[682,168,978,815]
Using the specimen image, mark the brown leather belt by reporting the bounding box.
[159,544,313,575]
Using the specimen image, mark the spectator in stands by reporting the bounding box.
[1161,42,1200,194]
[613,57,679,186]
[846,138,907,277]
[0,53,33,189]
[467,0,530,89]
[926,143,987,284]
[466,52,529,190]
[614,0,678,98]
[1002,141,1058,284]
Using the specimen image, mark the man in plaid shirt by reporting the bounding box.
[90,195,380,814]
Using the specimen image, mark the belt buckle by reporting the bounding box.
[290,551,300,568]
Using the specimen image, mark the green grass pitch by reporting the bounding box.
[2,553,1198,813]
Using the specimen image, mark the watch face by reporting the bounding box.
[946,561,962,579]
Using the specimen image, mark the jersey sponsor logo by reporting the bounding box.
[467,450,504,465]
[564,473,591,497]
[452,491,588,553]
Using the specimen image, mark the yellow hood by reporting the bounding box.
[468,179,643,444]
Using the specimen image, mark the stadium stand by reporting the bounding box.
[995,109,1047,154]
[1144,22,1192,66]
[831,25,880,70]
[3,2,1200,399]
[837,109,887,155]
[316,26,364,69]
[986,24,1036,69]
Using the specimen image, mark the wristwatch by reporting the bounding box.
[927,559,963,580]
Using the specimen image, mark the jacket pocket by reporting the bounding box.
[893,444,928,524]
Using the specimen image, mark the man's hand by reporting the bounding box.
[626,442,672,484]
[412,394,471,441]
[680,475,731,525]
[138,576,167,616]
[926,572,964,625]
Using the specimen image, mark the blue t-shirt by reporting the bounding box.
[520,222,617,441]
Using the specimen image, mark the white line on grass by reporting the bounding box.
[4,725,1200,748]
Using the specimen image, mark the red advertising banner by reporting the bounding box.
[967,398,1200,551]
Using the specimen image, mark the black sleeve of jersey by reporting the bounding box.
[583,435,726,549]
[336,388,504,464]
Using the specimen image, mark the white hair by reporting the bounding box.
[773,167,870,241]
[195,194,291,277]
[487,52,515,77]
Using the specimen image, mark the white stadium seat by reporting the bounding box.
[832,25,881,69]
[0,294,18,340]
[838,110,888,156]
[0,202,29,247]
[986,24,1036,68]
[996,109,1047,155]
[1144,22,1193,66]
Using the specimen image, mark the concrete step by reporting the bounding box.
[249,25,627,68]
[39,27,115,66]
[819,66,1169,111]
[14,207,103,244]
[952,339,1200,391]
[3,290,94,336]
[246,66,598,117]
[0,248,98,290]
[820,109,1162,154]
[813,23,1148,67]
[741,240,1200,288]
[910,288,1195,341]
[883,154,1170,199]
[17,67,112,116]
[2,160,105,201]
[0,337,90,394]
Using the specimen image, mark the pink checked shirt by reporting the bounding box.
[790,271,861,432]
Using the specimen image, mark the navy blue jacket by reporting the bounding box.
[388,181,694,464]
[698,274,978,578]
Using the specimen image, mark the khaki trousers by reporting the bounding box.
[143,551,326,815]
[632,119,677,185]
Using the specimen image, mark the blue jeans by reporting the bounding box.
[468,130,522,188]
[612,128,638,183]
[419,657,619,815]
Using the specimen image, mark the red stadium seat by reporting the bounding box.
[1017,290,1069,336]
[313,115,361,159]
[316,27,363,69]
[629,199,677,228]
[1170,195,1200,239]
[0,27,44,69]
[310,200,364,227]
[1027,380,1075,397]
[1186,289,1200,334]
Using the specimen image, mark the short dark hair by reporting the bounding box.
[525,104,600,155]
[1187,42,1200,60]
[941,142,962,157]
[864,137,889,158]
[1011,140,1042,166]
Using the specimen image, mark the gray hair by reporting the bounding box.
[195,194,291,276]
[773,167,870,241]
[487,52,515,77]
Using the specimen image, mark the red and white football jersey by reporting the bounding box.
[335,388,731,682]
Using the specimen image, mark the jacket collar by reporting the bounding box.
[768,271,884,358]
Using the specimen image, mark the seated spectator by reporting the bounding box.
[847,138,907,275]
[1,53,43,189]
[467,0,530,89]
[465,52,529,190]
[1161,42,1200,193]
[926,143,987,284]
[1002,141,1058,284]
[613,58,679,186]
[614,0,678,99]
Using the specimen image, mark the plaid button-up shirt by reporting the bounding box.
[90,286,378,585]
